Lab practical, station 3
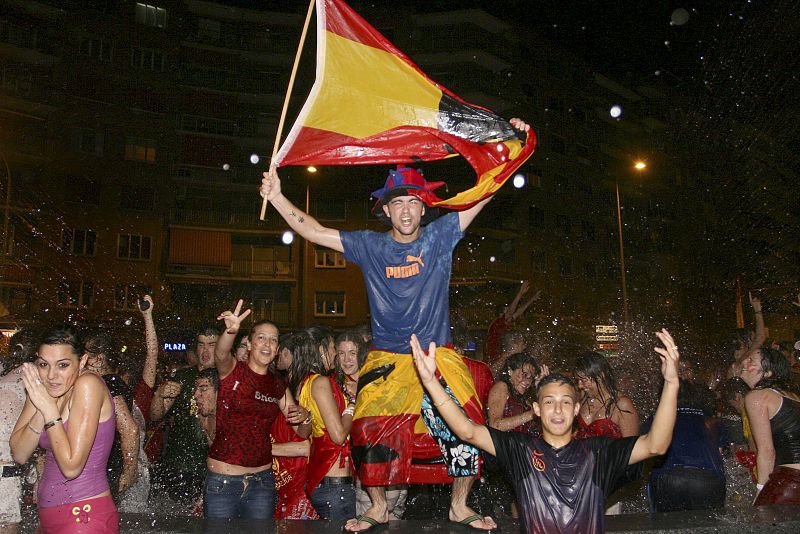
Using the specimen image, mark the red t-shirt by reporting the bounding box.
[209,361,286,467]
[485,315,511,364]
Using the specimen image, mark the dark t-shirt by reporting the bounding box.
[488,428,639,534]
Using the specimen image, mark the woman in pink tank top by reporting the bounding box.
[10,325,118,533]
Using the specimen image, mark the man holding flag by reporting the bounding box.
[260,120,528,530]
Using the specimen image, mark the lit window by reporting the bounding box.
[135,3,167,28]
[125,137,156,162]
[315,291,345,317]
[315,248,346,268]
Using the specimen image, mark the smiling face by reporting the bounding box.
[382,195,424,242]
[534,381,580,444]
[235,339,250,362]
[249,323,280,370]
[574,373,600,398]
[509,363,535,395]
[337,340,360,377]
[36,344,88,399]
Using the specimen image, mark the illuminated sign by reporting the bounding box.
[163,342,187,351]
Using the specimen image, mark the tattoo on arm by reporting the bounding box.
[289,210,305,223]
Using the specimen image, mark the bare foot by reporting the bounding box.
[449,507,497,531]
[344,506,388,532]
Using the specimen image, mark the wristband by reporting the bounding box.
[27,423,42,435]
[44,417,63,431]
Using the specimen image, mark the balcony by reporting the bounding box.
[169,208,284,230]
[166,259,295,281]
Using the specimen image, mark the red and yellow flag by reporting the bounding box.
[274,0,536,209]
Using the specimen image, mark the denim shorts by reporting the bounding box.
[203,468,276,519]
[310,477,356,520]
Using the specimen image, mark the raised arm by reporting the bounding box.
[411,334,496,456]
[458,118,531,232]
[261,167,343,252]
[215,299,251,378]
[139,295,158,389]
[749,292,766,350]
[629,329,680,464]
[150,380,181,422]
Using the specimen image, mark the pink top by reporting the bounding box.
[38,397,116,508]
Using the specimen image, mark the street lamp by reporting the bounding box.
[615,160,647,325]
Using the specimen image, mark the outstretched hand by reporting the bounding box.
[748,291,762,312]
[410,334,437,384]
[509,117,531,135]
[217,299,252,335]
[654,329,680,386]
[259,166,282,202]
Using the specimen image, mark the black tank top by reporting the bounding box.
[770,392,800,465]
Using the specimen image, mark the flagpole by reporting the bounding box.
[260,0,316,221]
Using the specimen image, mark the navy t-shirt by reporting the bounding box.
[340,212,463,353]
[489,428,639,534]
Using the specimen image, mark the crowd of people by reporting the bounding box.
[1,141,799,532]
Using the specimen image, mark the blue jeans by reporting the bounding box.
[310,479,356,520]
[203,469,276,519]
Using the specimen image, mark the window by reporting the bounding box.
[576,143,590,161]
[62,228,96,256]
[125,137,156,162]
[558,256,573,277]
[315,291,345,317]
[135,3,167,28]
[0,285,31,315]
[528,206,545,228]
[315,247,346,268]
[58,280,93,308]
[117,234,151,260]
[550,134,566,155]
[555,214,571,236]
[115,283,151,309]
[64,177,100,205]
[120,186,155,211]
[581,220,596,241]
[70,127,103,156]
[131,47,164,71]
[78,37,113,62]
[583,262,597,282]
[531,250,546,273]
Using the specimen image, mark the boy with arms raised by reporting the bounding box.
[410,329,680,534]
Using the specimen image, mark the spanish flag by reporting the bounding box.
[274,0,536,209]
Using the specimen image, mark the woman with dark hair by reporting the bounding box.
[741,346,800,504]
[206,300,311,520]
[335,330,366,404]
[573,351,639,439]
[85,332,141,504]
[486,353,539,434]
[646,379,726,512]
[11,325,118,533]
[271,332,317,520]
[295,327,356,520]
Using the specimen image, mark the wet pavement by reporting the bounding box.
[15,505,800,533]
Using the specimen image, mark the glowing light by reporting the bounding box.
[634,161,647,171]
[307,166,317,173]
[281,231,294,245]
[489,256,496,263]
[609,105,623,118]
[512,173,526,188]
[671,8,690,26]
[222,163,230,171]
[249,154,260,164]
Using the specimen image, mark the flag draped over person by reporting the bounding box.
[274,0,537,209]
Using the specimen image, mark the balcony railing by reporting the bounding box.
[166,259,295,280]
